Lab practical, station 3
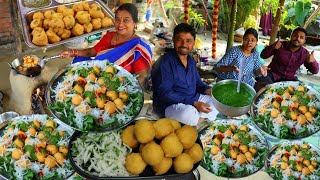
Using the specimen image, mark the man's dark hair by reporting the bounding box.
[244,28,258,40]
[292,27,307,37]
[173,23,196,40]
[116,3,138,23]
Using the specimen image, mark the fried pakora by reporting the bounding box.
[71,23,84,36]
[44,10,55,20]
[153,119,174,140]
[173,153,194,173]
[125,153,147,175]
[141,141,164,166]
[134,120,155,144]
[89,6,105,19]
[176,125,198,149]
[152,157,172,175]
[83,23,93,33]
[60,29,71,39]
[75,11,91,25]
[63,15,75,29]
[52,13,63,20]
[121,125,138,148]
[91,18,101,30]
[72,3,84,12]
[32,28,48,46]
[101,17,114,28]
[46,28,61,43]
[160,133,183,158]
[62,8,74,17]
[33,12,44,21]
[56,5,67,13]
[50,18,65,35]
[184,143,203,164]
[30,19,43,29]
[43,19,51,29]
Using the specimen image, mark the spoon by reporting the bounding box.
[237,58,245,93]
[39,55,61,67]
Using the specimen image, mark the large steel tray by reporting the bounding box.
[17,0,115,48]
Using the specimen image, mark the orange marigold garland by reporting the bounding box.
[212,0,219,59]
[184,0,189,23]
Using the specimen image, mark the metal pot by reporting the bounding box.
[7,55,60,77]
[211,79,256,117]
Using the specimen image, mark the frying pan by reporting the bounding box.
[7,55,60,77]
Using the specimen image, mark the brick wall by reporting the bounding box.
[0,0,14,45]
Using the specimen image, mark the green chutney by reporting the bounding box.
[212,83,255,107]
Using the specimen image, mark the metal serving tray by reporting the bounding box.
[17,0,115,48]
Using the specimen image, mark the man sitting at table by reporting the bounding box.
[256,27,319,84]
[151,23,219,126]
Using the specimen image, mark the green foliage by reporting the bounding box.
[243,15,258,29]
[235,0,260,29]
[260,0,279,17]
[179,7,206,31]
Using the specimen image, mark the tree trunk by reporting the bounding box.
[303,3,320,29]
[269,0,285,45]
[226,0,237,51]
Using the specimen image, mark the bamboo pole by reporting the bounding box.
[303,2,320,29]
[226,0,237,51]
[269,0,285,45]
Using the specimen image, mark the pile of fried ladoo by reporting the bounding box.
[121,118,203,175]
[30,1,113,46]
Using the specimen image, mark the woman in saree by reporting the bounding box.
[60,3,152,86]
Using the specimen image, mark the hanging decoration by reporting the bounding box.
[184,0,189,23]
[212,0,219,59]
[204,0,208,33]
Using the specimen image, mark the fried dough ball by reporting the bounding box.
[176,125,198,149]
[91,18,102,30]
[33,12,44,21]
[152,157,172,175]
[50,18,65,35]
[84,23,93,33]
[184,143,203,164]
[44,10,55,20]
[71,23,84,36]
[31,27,44,36]
[44,155,56,168]
[173,153,194,173]
[73,3,84,12]
[54,152,64,165]
[46,28,61,43]
[62,8,74,17]
[101,17,114,28]
[134,120,155,144]
[168,119,181,130]
[57,5,67,13]
[52,13,63,20]
[141,141,164,166]
[60,29,71,39]
[30,19,43,29]
[43,19,51,29]
[89,6,105,19]
[75,11,91,25]
[160,133,183,157]
[32,28,48,46]
[121,125,138,148]
[125,153,147,175]
[153,119,174,139]
[63,15,76,29]
[80,1,90,11]
[90,3,99,9]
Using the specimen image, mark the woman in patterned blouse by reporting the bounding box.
[213,28,268,88]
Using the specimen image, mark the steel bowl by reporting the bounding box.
[211,79,256,117]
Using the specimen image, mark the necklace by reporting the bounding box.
[114,32,135,45]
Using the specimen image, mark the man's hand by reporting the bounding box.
[260,66,270,77]
[194,101,212,113]
[307,51,316,63]
[274,36,282,49]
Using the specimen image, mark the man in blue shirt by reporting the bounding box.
[151,23,218,126]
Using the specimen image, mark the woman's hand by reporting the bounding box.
[194,101,212,113]
[260,66,269,77]
[231,66,239,72]
[60,49,78,58]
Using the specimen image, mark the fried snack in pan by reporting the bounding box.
[125,153,147,175]
[44,10,55,20]
[62,8,74,17]
[141,141,164,166]
[184,143,203,164]
[176,125,197,149]
[173,153,194,173]
[134,120,155,144]
[30,19,43,29]
[33,12,44,21]
[57,5,67,13]
[52,12,63,19]
[84,23,93,33]
[153,118,174,140]
[50,18,64,35]
[160,133,183,158]
[80,1,90,11]
[152,157,172,175]
[46,28,61,43]
[91,18,101,30]
[101,17,113,28]
[168,119,181,130]
[71,23,84,36]
[43,19,51,29]
[90,3,99,9]
[75,11,91,25]
[73,3,84,12]
[63,15,76,29]
[32,28,48,45]
[60,29,71,39]
[121,125,139,148]
[89,6,105,19]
